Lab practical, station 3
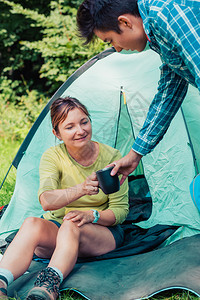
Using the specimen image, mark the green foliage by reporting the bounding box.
[0,0,107,141]
[8,0,106,92]
[0,138,19,205]
[0,79,47,141]
[0,0,107,96]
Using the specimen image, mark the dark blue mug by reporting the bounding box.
[96,166,120,195]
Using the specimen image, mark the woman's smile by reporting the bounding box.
[56,108,92,149]
[74,135,87,141]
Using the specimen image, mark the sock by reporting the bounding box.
[48,267,63,284]
[0,268,14,286]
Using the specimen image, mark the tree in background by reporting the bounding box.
[0,0,106,141]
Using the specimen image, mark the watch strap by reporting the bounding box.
[91,209,100,223]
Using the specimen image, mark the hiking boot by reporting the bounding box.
[26,267,60,300]
[0,277,8,300]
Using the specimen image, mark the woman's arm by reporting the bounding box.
[40,172,99,211]
[63,178,129,227]
[63,209,116,227]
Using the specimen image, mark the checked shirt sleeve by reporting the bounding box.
[132,1,200,156]
[165,2,200,91]
[132,63,188,156]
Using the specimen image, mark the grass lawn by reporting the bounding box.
[0,138,199,300]
[0,138,20,206]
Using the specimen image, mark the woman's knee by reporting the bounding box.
[59,220,80,239]
[20,217,44,234]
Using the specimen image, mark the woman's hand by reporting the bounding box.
[63,210,94,227]
[81,172,99,195]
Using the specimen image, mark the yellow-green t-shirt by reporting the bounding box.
[38,142,129,225]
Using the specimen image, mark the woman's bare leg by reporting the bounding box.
[78,222,116,257]
[47,219,80,278]
[47,220,116,278]
[0,218,117,297]
[0,217,59,280]
[26,220,81,300]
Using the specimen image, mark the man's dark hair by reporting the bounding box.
[77,0,140,44]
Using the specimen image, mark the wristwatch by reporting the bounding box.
[91,209,100,223]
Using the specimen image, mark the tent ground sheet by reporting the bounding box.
[1,185,199,299]
[6,234,200,300]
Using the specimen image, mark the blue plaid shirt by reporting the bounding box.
[132,0,200,156]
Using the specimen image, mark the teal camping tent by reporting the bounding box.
[0,47,200,299]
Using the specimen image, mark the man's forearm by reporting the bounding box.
[132,65,188,156]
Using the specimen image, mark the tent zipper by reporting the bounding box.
[120,86,135,140]
[120,87,144,177]
[121,87,127,105]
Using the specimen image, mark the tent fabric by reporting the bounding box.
[0,47,200,299]
[6,234,200,300]
[0,48,200,244]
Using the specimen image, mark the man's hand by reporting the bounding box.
[110,150,142,185]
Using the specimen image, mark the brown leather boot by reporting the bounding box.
[26,267,61,300]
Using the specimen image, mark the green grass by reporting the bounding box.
[64,289,199,300]
[0,138,20,206]
[0,138,199,300]
[149,289,199,300]
[4,289,200,300]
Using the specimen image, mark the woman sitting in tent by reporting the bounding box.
[0,96,129,300]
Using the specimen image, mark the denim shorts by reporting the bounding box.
[46,218,124,249]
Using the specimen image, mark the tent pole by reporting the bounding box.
[0,164,13,191]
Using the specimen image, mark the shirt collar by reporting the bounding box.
[137,0,151,42]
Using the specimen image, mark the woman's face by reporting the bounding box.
[54,107,92,149]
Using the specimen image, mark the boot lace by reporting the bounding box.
[34,267,60,296]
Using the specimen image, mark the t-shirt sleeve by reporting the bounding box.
[107,150,129,225]
[38,148,60,199]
